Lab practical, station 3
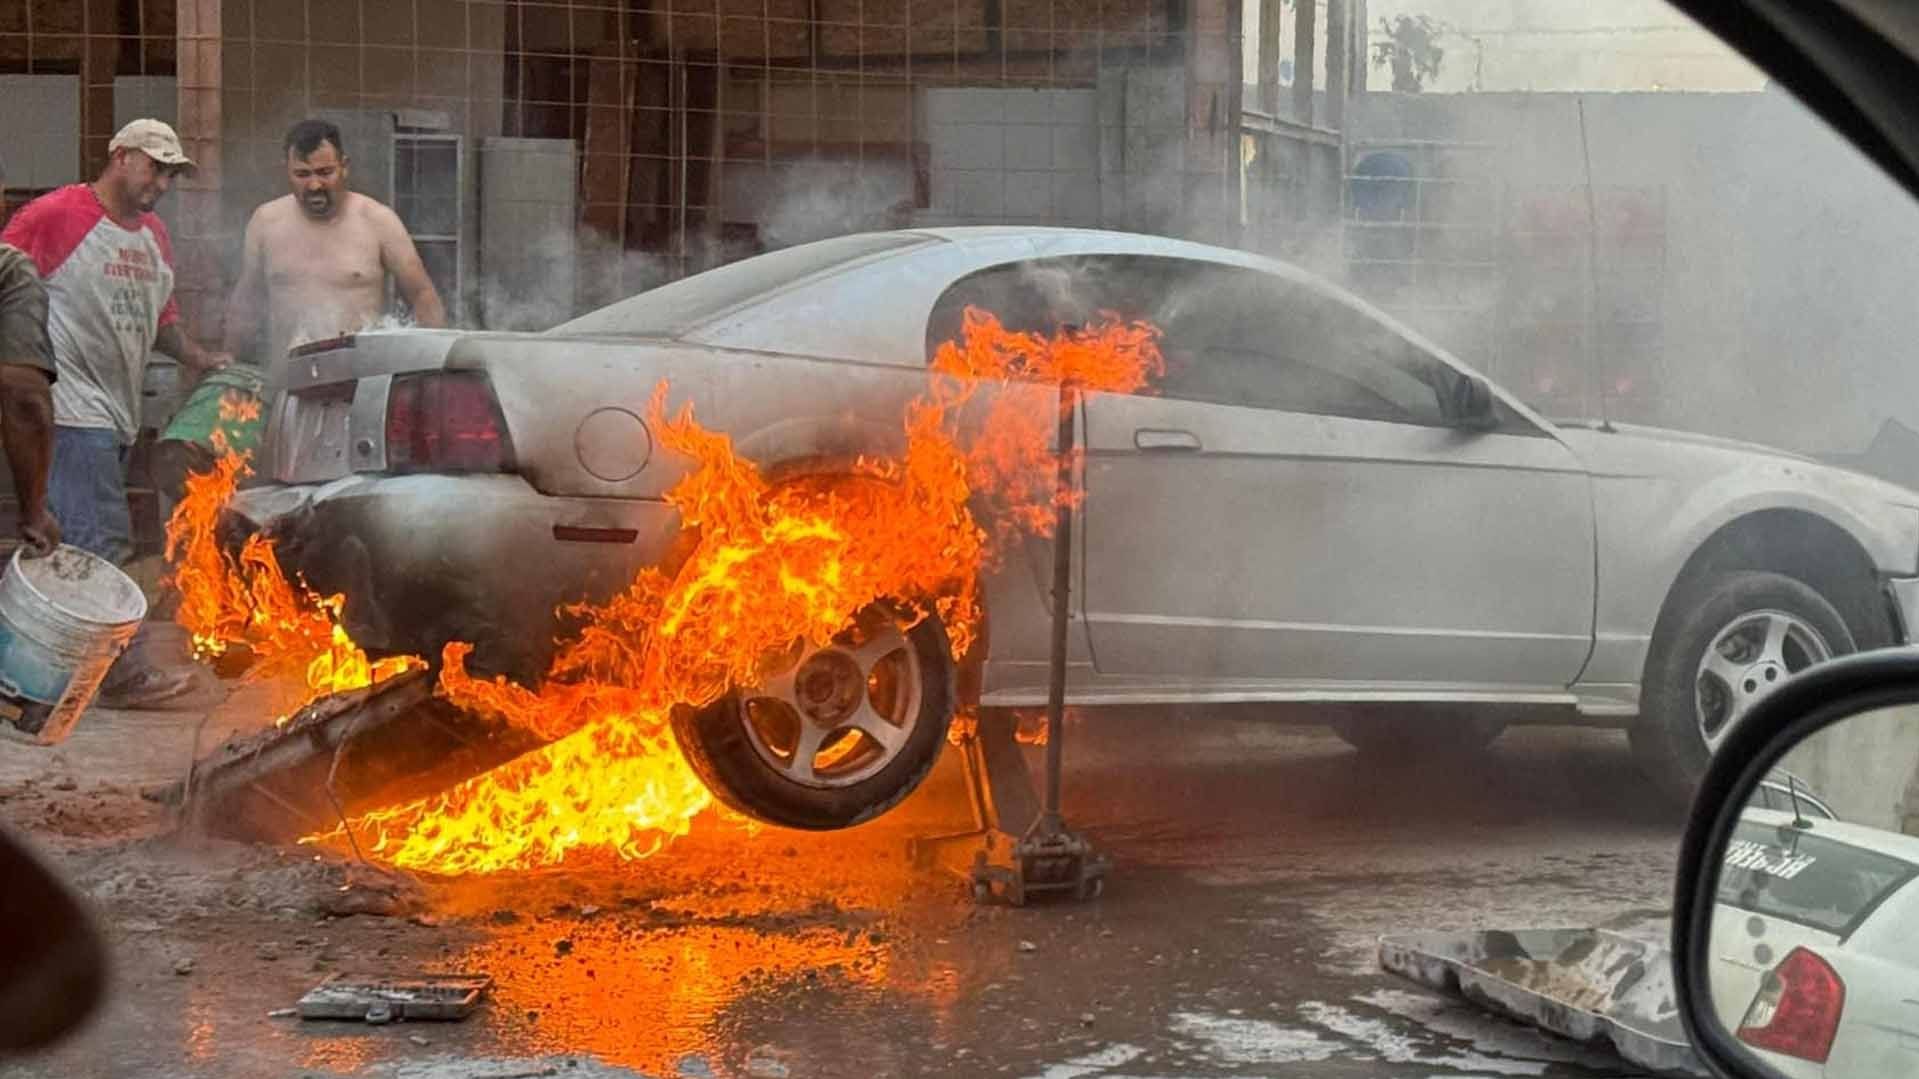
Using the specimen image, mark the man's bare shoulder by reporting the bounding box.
[249,195,303,231]
[344,192,408,234]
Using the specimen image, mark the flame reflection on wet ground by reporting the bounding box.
[372,769,985,1074]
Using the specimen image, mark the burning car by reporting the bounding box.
[227,226,1919,828]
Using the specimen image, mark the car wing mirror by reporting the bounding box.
[1443,373,1500,431]
[0,822,106,1051]
[1673,648,1919,1079]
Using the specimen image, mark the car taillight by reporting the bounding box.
[385,372,511,473]
[1737,946,1845,1063]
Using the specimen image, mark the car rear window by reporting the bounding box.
[551,233,930,338]
[1748,782,1835,820]
[1717,820,1919,937]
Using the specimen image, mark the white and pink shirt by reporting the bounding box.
[1,184,180,443]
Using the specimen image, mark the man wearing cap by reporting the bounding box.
[0,151,61,559]
[1,119,230,706]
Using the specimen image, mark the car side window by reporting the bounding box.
[1155,267,1452,426]
[924,254,1189,361]
[926,255,1459,428]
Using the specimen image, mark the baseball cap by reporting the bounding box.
[108,119,195,171]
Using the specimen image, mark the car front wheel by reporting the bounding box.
[1633,570,1851,804]
[671,603,955,830]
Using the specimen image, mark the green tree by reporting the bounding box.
[1372,14,1446,92]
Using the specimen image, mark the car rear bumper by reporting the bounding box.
[228,474,682,683]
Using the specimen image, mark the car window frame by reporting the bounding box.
[1751,780,1837,820]
[924,253,1548,436]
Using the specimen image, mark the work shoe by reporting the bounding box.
[96,666,201,711]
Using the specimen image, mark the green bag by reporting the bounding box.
[159,365,268,459]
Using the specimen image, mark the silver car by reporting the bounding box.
[232,227,1919,828]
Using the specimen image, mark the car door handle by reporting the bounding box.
[1134,428,1202,452]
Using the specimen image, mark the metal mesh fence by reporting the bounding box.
[0,0,1670,418]
[0,0,1304,336]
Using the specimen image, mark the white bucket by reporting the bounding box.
[0,546,147,745]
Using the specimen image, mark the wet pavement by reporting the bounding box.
[1,702,1683,1078]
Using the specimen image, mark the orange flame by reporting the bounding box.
[174,313,1160,873]
[165,391,423,713]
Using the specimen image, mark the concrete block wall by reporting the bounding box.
[1780,706,1919,838]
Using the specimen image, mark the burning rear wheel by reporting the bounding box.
[672,603,955,830]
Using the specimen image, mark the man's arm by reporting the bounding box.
[155,322,231,373]
[375,206,448,328]
[0,197,46,271]
[223,209,268,356]
[147,212,230,374]
[0,364,57,555]
[0,253,58,554]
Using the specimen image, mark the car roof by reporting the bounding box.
[899,226,1417,327]
[1741,807,1919,861]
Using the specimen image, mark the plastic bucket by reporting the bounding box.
[0,546,147,745]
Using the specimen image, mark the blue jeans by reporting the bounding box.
[48,425,133,565]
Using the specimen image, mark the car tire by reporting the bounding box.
[672,602,955,830]
[1328,706,1506,759]
[1632,570,1853,805]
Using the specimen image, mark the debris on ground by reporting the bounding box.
[1379,926,1706,1076]
[172,957,194,976]
[295,972,493,1023]
[743,1044,794,1078]
[161,671,545,846]
[322,862,426,919]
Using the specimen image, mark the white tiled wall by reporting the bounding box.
[114,76,179,130]
[480,137,577,330]
[0,76,81,189]
[915,88,1101,228]
[0,76,177,192]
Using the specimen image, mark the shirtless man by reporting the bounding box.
[224,118,447,366]
[154,119,447,511]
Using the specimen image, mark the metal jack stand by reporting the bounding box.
[910,382,1110,906]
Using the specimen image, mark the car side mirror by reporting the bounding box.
[1672,648,1919,1079]
[1446,374,1500,431]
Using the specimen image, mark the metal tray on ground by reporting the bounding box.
[1379,927,1707,1077]
[297,973,493,1022]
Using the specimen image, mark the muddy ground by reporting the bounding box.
[0,685,1682,1079]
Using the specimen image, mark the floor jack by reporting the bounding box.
[910,382,1109,905]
